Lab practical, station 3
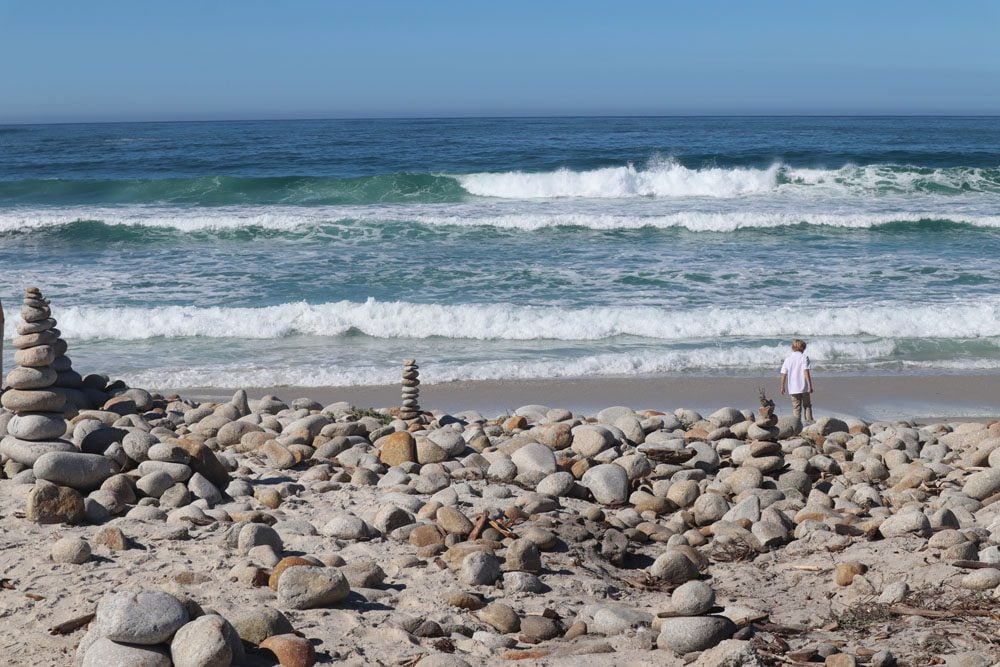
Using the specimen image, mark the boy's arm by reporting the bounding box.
[780,373,787,395]
[804,369,813,393]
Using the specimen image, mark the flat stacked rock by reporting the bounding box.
[0,288,76,468]
[398,358,420,420]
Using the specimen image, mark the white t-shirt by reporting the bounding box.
[780,351,812,394]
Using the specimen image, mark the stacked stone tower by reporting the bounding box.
[399,359,420,420]
[0,288,75,466]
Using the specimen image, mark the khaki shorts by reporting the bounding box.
[790,392,812,415]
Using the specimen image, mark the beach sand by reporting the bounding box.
[177,372,1000,422]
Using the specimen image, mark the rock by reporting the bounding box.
[377,431,417,466]
[277,566,350,609]
[5,365,57,390]
[446,591,486,610]
[260,634,317,667]
[511,442,557,474]
[581,464,629,504]
[536,471,575,497]
[6,413,66,440]
[649,550,700,583]
[436,506,474,535]
[878,581,910,604]
[669,580,716,616]
[269,557,314,590]
[416,438,448,464]
[171,614,241,667]
[343,560,386,589]
[34,451,114,490]
[572,425,616,458]
[503,571,544,593]
[94,526,129,551]
[96,590,189,644]
[137,471,174,498]
[960,568,1000,590]
[826,655,857,667]
[174,438,230,488]
[835,562,868,587]
[692,640,766,667]
[123,431,158,463]
[708,407,744,428]
[82,637,171,667]
[601,529,629,566]
[26,483,85,524]
[480,602,520,633]
[520,615,561,641]
[51,536,91,564]
[665,480,700,508]
[229,606,294,645]
[878,511,932,538]
[321,513,370,541]
[0,436,77,466]
[460,551,502,586]
[1,388,64,412]
[238,523,283,554]
[504,538,542,572]
[657,615,737,654]
[963,469,1000,500]
[188,472,222,505]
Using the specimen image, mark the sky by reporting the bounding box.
[1,0,999,123]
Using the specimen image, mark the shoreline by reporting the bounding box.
[171,372,1000,422]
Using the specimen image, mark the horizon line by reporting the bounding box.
[3,112,1000,127]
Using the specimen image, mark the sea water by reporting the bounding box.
[1,116,999,388]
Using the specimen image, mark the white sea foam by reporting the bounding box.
[7,299,1000,342]
[456,161,1000,199]
[2,205,1000,234]
[119,339,898,389]
[457,160,782,198]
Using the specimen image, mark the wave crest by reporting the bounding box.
[7,299,1000,342]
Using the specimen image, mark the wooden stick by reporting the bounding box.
[48,613,96,635]
[889,604,996,619]
[467,512,489,542]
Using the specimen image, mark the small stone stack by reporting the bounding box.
[399,359,420,420]
[0,288,75,467]
[654,580,736,655]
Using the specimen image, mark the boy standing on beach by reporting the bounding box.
[780,339,813,421]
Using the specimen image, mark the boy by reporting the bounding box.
[780,339,813,421]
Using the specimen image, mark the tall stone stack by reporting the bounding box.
[0,288,76,466]
[399,358,420,420]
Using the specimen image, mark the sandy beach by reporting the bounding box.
[178,373,1000,422]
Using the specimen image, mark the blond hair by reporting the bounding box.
[791,339,807,352]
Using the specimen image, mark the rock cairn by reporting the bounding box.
[0,288,76,469]
[399,358,421,420]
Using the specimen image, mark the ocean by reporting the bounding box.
[1,116,999,390]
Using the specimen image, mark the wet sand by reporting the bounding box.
[173,373,1000,422]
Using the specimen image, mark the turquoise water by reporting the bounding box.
[1,117,999,388]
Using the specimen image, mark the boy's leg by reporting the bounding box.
[790,394,802,419]
[802,392,813,421]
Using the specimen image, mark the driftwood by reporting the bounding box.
[467,512,489,542]
[889,604,997,619]
[48,613,96,636]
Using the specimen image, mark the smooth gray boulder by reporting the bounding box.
[95,590,189,645]
[34,451,114,490]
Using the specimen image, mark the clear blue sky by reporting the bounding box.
[2,0,998,122]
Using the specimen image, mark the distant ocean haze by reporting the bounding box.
[1,116,999,388]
